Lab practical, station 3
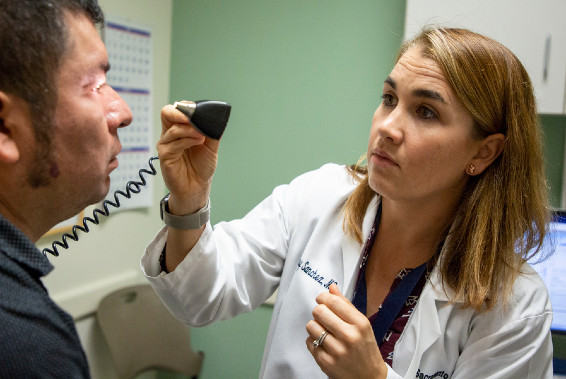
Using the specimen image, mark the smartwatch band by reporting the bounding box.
[160,194,210,230]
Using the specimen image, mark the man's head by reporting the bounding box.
[0,0,104,146]
[0,0,132,240]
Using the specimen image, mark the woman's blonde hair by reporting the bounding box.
[343,27,550,311]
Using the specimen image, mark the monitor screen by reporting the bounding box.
[531,211,566,334]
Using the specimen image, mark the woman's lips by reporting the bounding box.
[371,149,398,167]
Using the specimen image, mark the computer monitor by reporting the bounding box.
[531,210,566,334]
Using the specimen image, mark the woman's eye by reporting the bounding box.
[381,94,395,106]
[416,105,437,119]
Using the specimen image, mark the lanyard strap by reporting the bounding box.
[351,202,429,346]
[352,261,426,345]
[370,262,426,345]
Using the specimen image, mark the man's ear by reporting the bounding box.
[468,133,506,176]
[0,91,28,163]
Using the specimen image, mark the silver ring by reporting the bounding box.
[313,330,328,348]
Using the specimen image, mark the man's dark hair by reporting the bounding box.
[0,0,104,143]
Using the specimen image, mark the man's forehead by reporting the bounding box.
[58,11,108,77]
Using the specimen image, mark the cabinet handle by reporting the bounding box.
[543,34,551,81]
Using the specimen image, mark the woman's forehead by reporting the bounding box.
[389,48,457,104]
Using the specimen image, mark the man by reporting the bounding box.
[0,0,132,377]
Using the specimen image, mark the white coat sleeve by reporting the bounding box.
[140,166,331,327]
[141,187,290,326]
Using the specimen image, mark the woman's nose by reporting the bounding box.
[375,107,404,144]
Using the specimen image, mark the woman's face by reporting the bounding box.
[367,47,482,208]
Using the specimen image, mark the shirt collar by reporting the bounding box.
[0,213,54,278]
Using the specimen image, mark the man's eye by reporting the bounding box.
[92,82,107,92]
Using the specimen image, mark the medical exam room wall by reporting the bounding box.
[168,1,406,378]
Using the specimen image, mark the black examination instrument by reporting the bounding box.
[174,100,231,140]
[43,99,231,257]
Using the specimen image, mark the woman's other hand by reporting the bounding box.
[306,284,387,379]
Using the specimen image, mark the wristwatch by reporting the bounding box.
[160,194,210,229]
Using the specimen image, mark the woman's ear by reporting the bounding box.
[0,91,28,163]
[468,133,505,176]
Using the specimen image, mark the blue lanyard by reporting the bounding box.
[351,203,427,346]
[353,261,426,345]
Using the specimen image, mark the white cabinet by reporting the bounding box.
[404,0,566,114]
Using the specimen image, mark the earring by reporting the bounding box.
[468,164,476,175]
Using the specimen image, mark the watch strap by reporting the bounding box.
[160,194,210,230]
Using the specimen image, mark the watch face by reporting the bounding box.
[160,194,170,221]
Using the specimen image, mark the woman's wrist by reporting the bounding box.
[167,192,209,215]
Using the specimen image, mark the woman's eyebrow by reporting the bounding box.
[412,88,447,103]
[384,76,447,103]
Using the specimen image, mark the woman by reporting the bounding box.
[142,27,553,378]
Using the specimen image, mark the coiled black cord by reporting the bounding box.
[42,156,159,257]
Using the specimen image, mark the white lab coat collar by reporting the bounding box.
[394,265,453,374]
[340,195,380,299]
[393,255,471,376]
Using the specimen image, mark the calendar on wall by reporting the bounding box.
[103,20,155,210]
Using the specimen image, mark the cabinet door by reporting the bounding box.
[541,0,566,114]
[405,0,566,114]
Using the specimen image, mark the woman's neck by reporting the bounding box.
[374,195,458,265]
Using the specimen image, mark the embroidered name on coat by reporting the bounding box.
[415,369,450,379]
[297,259,338,289]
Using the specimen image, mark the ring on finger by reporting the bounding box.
[313,330,328,348]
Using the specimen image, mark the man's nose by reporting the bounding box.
[104,85,133,130]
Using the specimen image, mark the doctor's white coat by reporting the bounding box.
[141,164,553,378]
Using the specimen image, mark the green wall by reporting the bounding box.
[541,114,566,208]
[169,1,406,377]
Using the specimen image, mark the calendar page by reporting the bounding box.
[103,20,155,211]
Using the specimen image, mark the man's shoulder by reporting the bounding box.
[0,260,90,377]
